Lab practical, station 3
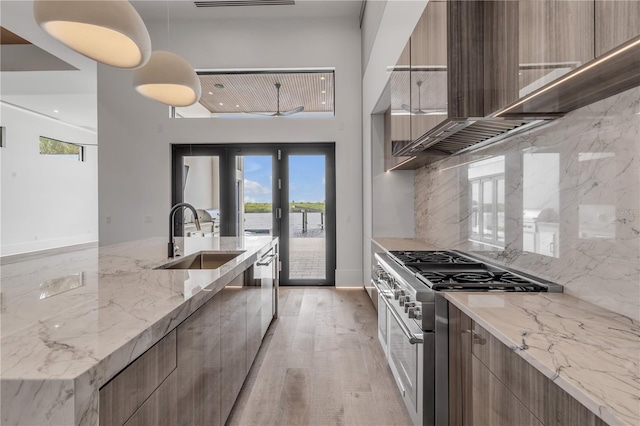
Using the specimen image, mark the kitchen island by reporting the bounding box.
[0,236,278,425]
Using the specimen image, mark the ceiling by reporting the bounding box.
[197,71,334,114]
[0,0,356,128]
[131,0,363,22]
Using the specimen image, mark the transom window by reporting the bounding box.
[173,69,335,119]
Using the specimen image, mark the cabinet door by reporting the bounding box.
[260,252,277,338]
[448,304,473,426]
[124,371,178,426]
[247,270,262,372]
[177,293,222,426]
[99,330,177,426]
[595,0,640,56]
[472,356,543,426]
[518,0,595,98]
[220,272,248,423]
[385,40,412,171]
[410,1,448,141]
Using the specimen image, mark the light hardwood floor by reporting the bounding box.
[227,287,413,426]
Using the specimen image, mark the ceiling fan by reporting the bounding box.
[401,80,447,115]
[245,83,305,117]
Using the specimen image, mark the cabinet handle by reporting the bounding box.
[462,329,487,345]
[257,253,277,266]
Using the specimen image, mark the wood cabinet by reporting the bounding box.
[595,0,640,56]
[448,303,608,426]
[518,0,595,100]
[385,41,412,171]
[220,272,248,422]
[99,330,177,426]
[124,371,178,426]
[177,291,222,426]
[410,1,448,141]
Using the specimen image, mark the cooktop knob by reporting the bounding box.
[410,307,422,320]
[399,296,409,306]
[394,290,402,300]
[404,302,416,313]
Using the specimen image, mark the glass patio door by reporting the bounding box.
[172,143,335,286]
[278,146,335,285]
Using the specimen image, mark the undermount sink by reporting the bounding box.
[156,251,245,270]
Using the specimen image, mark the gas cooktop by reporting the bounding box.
[389,250,550,292]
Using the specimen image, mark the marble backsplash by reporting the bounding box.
[415,87,640,320]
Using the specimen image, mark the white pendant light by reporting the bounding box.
[33,0,151,69]
[132,51,202,107]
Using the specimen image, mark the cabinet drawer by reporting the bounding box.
[472,355,543,426]
[471,321,608,426]
[124,370,177,426]
[100,330,177,426]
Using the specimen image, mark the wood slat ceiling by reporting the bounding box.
[195,0,295,7]
[1,26,31,45]
[198,71,334,114]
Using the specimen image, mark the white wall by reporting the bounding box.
[0,103,98,255]
[98,16,363,286]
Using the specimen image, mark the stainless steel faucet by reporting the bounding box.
[168,203,201,257]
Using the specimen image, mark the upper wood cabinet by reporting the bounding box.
[385,40,412,171]
[518,0,595,100]
[595,0,640,55]
[410,1,448,141]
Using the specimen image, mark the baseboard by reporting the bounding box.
[1,241,98,265]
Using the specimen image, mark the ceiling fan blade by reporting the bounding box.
[401,103,418,114]
[414,109,448,115]
[280,106,304,116]
[243,111,276,117]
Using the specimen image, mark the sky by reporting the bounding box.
[243,155,325,204]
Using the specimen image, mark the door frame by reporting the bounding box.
[171,143,336,286]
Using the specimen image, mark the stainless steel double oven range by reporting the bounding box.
[371,250,563,426]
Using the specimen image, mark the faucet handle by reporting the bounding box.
[174,244,180,256]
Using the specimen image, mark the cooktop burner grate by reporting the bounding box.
[390,250,479,265]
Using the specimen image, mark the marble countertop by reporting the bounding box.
[445,293,640,426]
[372,237,438,251]
[0,236,276,425]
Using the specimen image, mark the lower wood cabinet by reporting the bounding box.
[176,289,222,426]
[220,273,248,422]
[124,371,177,426]
[99,330,177,426]
[448,303,608,426]
[100,253,277,426]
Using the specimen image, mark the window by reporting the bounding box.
[172,69,335,119]
[469,156,505,247]
[39,136,84,161]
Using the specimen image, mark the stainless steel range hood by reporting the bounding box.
[392,117,553,157]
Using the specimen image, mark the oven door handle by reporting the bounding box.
[371,279,423,345]
[370,279,391,299]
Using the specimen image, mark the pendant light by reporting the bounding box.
[33,0,151,69]
[132,51,201,107]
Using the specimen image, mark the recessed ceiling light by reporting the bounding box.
[321,101,326,105]
[219,102,223,106]
[208,91,213,95]
[320,77,325,80]
[236,105,240,108]
[54,109,59,113]
[321,90,326,94]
